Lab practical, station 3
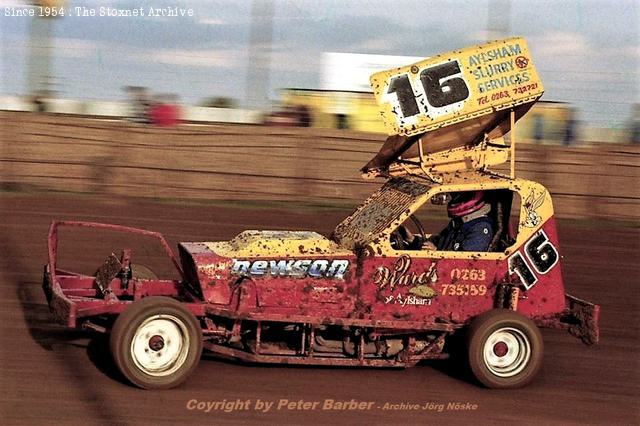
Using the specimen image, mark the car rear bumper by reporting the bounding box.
[535,294,600,345]
[42,265,78,328]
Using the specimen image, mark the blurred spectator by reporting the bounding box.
[32,94,46,113]
[336,113,349,130]
[149,94,181,127]
[32,89,53,113]
[125,86,152,123]
[630,104,640,144]
[564,108,577,146]
[263,104,311,127]
[532,114,543,143]
[298,105,311,127]
[201,97,237,108]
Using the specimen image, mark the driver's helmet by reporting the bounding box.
[447,191,486,218]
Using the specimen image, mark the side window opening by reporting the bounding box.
[509,191,522,246]
[485,189,519,252]
[390,189,521,253]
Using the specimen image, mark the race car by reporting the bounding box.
[42,37,599,390]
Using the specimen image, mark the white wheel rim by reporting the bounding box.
[482,327,531,378]
[131,314,189,377]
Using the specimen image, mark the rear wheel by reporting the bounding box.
[467,309,543,389]
[110,296,202,389]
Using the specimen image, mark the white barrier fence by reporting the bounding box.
[0,96,262,124]
[0,95,631,143]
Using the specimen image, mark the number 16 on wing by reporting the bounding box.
[370,37,544,136]
[381,60,470,131]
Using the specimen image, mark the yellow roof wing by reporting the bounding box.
[364,37,543,178]
[370,37,544,138]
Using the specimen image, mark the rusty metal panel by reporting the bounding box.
[93,253,122,296]
[332,177,432,250]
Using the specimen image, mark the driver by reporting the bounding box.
[398,191,494,252]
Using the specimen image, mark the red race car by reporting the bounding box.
[42,38,599,390]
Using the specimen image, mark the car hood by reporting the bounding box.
[203,230,353,258]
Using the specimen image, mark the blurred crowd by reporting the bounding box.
[263,104,312,128]
[125,86,181,127]
[22,89,640,144]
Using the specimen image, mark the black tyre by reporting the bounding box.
[466,309,543,389]
[110,296,202,389]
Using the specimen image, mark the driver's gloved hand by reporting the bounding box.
[422,241,437,250]
[398,225,414,244]
[401,226,426,250]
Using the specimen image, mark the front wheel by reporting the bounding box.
[466,309,543,389]
[110,296,202,389]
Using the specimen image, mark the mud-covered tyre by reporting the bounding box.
[110,296,202,389]
[467,309,543,389]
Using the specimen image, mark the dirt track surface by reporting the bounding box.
[1,192,638,426]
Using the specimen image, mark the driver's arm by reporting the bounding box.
[421,228,446,250]
[397,225,424,250]
[406,234,425,250]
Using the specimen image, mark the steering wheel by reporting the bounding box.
[390,214,427,250]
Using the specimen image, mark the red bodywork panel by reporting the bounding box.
[43,218,598,345]
[178,217,566,327]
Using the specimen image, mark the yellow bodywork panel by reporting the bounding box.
[387,137,510,176]
[370,37,544,137]
[205,230,352,258]
[334,173,555,260]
